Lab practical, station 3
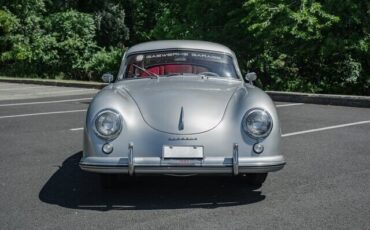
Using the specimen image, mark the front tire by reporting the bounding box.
[241,173,268,188]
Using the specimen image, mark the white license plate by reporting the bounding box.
[163,146,203,159]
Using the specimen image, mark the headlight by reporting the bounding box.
[242,109,273,139]
[94,110,122,139]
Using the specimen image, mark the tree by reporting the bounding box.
[45,10,98,79]
[0,0,368,94]
[94,3,129,48]
[149,0,369,95]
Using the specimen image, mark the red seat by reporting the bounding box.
[140,64,208,77]
[163,65,192,74]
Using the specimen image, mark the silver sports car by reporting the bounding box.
[80,40,285,188]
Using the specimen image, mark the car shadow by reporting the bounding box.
[39,151,265,211]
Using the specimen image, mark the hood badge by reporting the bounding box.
[178,106,184,131]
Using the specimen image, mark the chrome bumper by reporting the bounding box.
[80,143,285,175]
[79,163,285,175]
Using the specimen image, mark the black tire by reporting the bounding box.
[241,173,268,188]
[100,174,119,189]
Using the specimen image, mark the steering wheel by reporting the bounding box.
[198,72,221,78]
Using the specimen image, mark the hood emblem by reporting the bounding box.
[178,106,184,131]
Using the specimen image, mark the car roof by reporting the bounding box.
[126,40,234,55]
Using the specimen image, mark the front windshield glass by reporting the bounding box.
[123,50,238,79]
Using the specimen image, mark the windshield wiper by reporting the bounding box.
[132,64,159,79]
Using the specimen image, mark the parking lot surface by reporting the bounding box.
[0,83,369,229]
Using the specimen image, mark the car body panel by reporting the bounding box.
[120,76,242,134]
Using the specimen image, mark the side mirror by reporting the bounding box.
[245,72,257,84]
[102,73,114,83]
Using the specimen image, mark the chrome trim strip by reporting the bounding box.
[178,106,184,131]
[80,155,285,166]
[79,163,286,174]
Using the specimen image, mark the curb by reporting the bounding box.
[266,91,370,108]
[1,77,369,108]
[0,77,106,89]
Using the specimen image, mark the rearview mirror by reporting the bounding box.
[102,73,114,83]
[245,72,257,82]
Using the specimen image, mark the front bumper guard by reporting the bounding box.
[80,143,286,175]
[128,142,134,176]
[233,143,239,175]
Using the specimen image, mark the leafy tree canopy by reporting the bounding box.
[0,0,369,94]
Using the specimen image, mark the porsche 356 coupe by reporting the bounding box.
[80,40,285,188]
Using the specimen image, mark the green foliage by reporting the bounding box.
[0,9,19,62]
[94,3,129,48]
[0,0,369,95]
[46,10,98,79]
[126,0,161,44]
[83,47,123,81]
[0,10,18,34]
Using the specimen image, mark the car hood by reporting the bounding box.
[116,76,242,134]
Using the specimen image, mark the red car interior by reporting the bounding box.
[139,64,208,77]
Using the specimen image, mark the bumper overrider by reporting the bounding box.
[79,143,286,175]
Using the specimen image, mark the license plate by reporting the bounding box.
[163,146,203,159]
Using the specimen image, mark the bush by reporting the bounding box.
[45,10,98,79]
[83,47,123,81]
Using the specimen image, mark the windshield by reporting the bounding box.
[122,50,238,79]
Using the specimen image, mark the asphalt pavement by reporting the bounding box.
[0,83,369,230]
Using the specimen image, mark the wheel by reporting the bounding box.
[241,173,268,188]
[100,174,119,189]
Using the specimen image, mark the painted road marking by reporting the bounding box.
[0,109,86,119]
[282,120,370,137]
[0,100,300,108]
[276,103,304,108]
[0,98,92,107]
[70,127,84,131]
[70,120,370,134]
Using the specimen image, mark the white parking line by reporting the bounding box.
[276,103,304,108]
[0,110,86,119]
[0,98,92,107]
[70,120,370,135]
[282,120,370,137]
[71,121,370,135]
[70,127,84,131]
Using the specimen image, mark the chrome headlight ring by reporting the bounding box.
[93,109,122,140]
[242,108,273,139]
